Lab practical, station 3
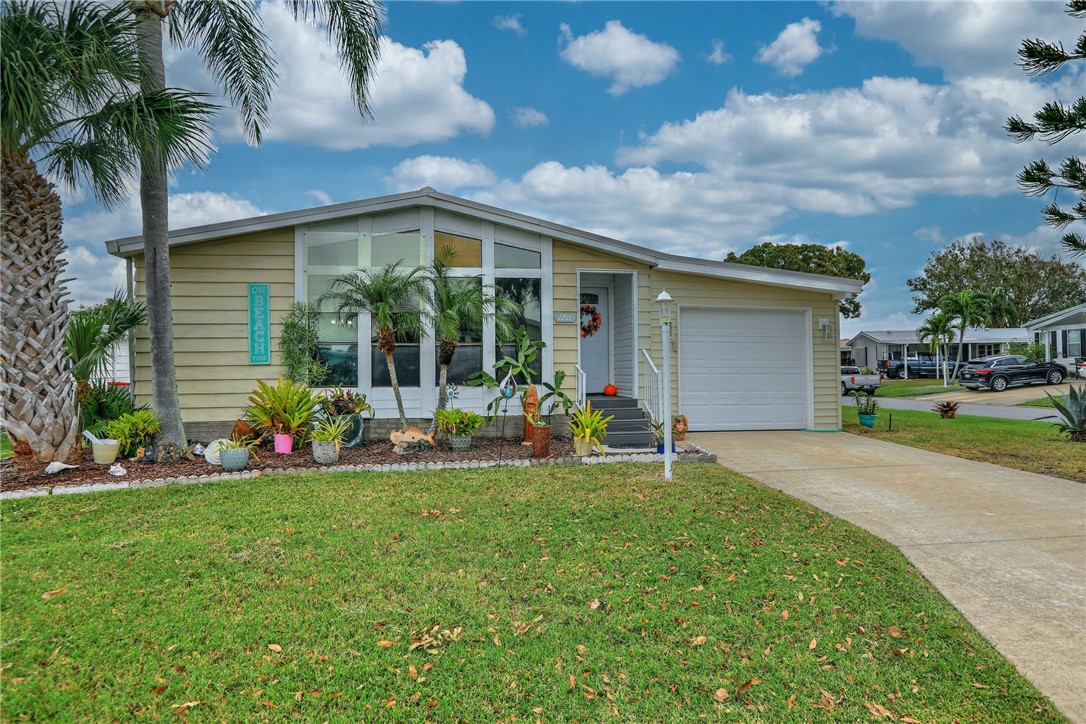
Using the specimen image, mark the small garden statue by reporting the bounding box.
[390,426,437,454]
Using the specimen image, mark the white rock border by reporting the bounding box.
[0,447,716,500]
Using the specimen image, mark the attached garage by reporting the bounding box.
[679,307,811,431]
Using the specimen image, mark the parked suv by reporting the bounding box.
[958,355,1066,392]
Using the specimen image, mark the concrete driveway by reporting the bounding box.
[920,381,1073,405]
[691,430,1086,722]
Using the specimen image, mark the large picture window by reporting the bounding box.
[496,277,542,382]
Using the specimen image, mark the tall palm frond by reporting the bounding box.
[319,262,427,430]
[917,311,955,385]
[939,290,992,378]
[1,1,212,460]
[65,294,147,391]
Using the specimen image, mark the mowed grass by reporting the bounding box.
[1018,397,1058,408]
[1,464,1065,721]
[845,409,1083,483]
[0,430,12,460]
[873,379,965,398]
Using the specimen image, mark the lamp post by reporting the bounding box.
[656,290,673,481]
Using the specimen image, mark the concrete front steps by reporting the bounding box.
[586,394,655,448]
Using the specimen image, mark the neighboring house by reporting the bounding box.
[89,339,131,386]
[1026,303,1086,363]
[104,188,863,438]
[848,328,1029,369]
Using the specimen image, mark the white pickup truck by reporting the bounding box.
[841,366,881,396]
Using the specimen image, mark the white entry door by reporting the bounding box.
[580,287,610,393]
[679,308,809,430]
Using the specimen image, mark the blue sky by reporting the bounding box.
[61,0,1084,337]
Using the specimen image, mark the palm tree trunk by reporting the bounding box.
[428,364,449,435]
[133,4,186,446]
[0,156,79,461]
[384,351,407,431]
[953,326,965,382]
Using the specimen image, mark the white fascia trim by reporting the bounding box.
[1024,303,1086,330]
[655,257,864,295]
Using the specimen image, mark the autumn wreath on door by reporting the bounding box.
[580,303,601,338]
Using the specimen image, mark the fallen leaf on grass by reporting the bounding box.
[713,688,729,702]
[170,701,202,710]
[888,626,906,639]
[588,598,601,610]
[808,638,817,649]
[690,636,708,647]
[267,644,282,653]
[781,609,789,620]
[151,686,166,695]
[41,589,68,600]
[376,640,393,648]
[864,701,894,718]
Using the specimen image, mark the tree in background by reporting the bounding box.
[0,1,211,460]
[124,0,384,447]
[907,238,1086,322]
[916,311,955,385]
[724,242,871,318]
[1005,0,1085,257]
[939,291,992,377]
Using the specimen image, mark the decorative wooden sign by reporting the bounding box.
[248,283,271,365]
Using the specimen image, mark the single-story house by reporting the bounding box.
[105,188,864,438]
[1026,303,1086,363]
[848,328,1029,369]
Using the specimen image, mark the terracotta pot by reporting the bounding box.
[529,425,551,458]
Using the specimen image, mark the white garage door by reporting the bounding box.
[679,308,809,430]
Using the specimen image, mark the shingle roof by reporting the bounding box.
[848,328,1029,345]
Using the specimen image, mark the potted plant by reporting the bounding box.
[310,415,353,465]
[569,401,613,456]
[853,392,879,428]
[433,408,486,451]
[524,411,551,458]
[105,409,161,459]
[650,420,675,454]
[218,436,259,472]
[245,378,322,454]
[320,386,373,448]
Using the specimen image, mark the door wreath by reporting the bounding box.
[580,304,601,338]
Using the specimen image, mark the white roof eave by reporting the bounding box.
[103,187,864,295]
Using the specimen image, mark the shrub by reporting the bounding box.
[433,408,486,436]
[1046,384,1086,442]
[279,302,329,386]
[106,410,161,457]
[245,378,321,437]
[81,384,138,440]
[852,392,879,415]
[932,400,960,419]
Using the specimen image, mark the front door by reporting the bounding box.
[580,287,610,393]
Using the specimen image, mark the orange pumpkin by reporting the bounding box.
[603,384,617,396]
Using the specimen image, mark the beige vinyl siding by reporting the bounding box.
[551,241,653,391]
[552,240,842,431]
[131,230,295,423]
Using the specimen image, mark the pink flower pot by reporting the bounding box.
[273,433,294,454]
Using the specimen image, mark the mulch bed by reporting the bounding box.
[0,435,575,493]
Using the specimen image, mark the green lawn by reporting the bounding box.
[873,379,965,398]
[1,464,1065,721]
[1018,397,1057,408]
[844,409,1082,483]
[0,430,12,460]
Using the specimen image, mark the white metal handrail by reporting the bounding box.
[575,365,587,408]
[640,349,663,423]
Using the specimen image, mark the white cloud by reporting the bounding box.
[385,156,496,192]
[493,14,526,37]
[755,17,825,77]
[707,39,732,65]
[913,226,945,244]
[511,106,549,128]
[168,3,494,150]
[756,233,851,251]
[616,75,1050,214]
[306,189,333,207]
[832,1,1076,80]
[559,21,680,95]
[64,192,269,308]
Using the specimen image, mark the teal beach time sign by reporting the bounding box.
[248,283,271,365]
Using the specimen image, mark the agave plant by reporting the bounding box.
[931,401,960,419]
[1046,385,1086,442]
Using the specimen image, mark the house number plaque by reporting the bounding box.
[553,312,577,324]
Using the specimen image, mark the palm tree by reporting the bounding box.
[124,1,383,447]
[320,263,427,431]
[1,1,212,460]
[917,312,954,386]
[939,290,992,378]
[427,252,520,417]
[986,287,1018,328]
[65,294,147,401]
